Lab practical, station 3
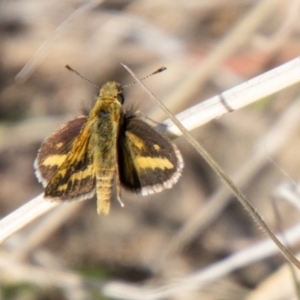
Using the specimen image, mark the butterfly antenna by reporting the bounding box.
[65,65,99,88]
[122,67,167,89]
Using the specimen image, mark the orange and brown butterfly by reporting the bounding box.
[34,67,183,215]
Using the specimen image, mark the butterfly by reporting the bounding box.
[35,80,183,215]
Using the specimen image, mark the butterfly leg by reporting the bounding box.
[115,167,125,208]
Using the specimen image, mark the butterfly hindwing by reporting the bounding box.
[118,117,183,195]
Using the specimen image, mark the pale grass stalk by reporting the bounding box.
[2,223,300,299]
[0,195,57,244]
[10,201,85,260]
[155,94,300,272]
[162,55,300,137]
[103,222,300,300]
[153,0,282,120]
[1,56,300,245]
[275,182,300,211]
[123,62,300,269]
[15,0,103,84]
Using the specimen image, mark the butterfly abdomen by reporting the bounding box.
[95,170,115,215]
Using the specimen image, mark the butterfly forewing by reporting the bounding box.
[35,116,87,185]
[35,116,96,201]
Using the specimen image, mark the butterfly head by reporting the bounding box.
[99,82,124,104]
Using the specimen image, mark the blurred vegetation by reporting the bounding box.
[1,0,300,299]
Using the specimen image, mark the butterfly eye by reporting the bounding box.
[118,94,125,104]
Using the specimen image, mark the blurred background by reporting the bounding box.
[1,0,300,299]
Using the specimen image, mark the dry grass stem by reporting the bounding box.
[1,56,300,245]
[2,1,300,299]
[157,96,300,271]
[153,0,282,120]
[103,222,300,300]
